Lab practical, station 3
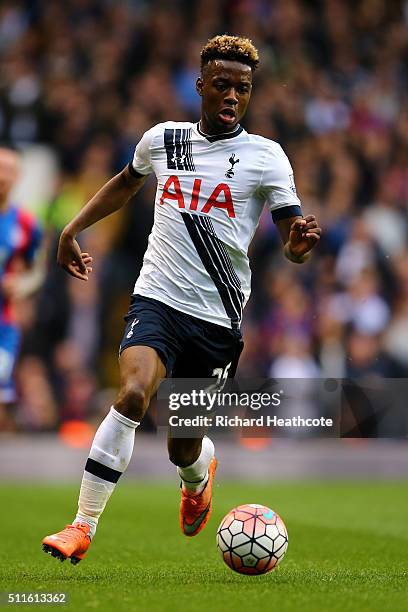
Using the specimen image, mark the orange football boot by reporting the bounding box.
[42,522,91,565]
[180,457,217,537]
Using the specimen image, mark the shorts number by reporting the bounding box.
[211,362,231,391]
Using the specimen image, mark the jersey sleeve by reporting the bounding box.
[128,126,156,177]
[259,144,302,222]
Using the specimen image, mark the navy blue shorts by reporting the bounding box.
[119,295,244,378]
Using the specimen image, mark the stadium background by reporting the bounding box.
[0,2,407,610]
[1,0,408,435]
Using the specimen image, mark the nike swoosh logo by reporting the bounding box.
[263,510,274,519]
[183,503,210,535]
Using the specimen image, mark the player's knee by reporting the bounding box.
[115,383,149,422]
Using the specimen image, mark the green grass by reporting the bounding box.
[0,480,407,611]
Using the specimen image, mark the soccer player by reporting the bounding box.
[42,35,321,563]
[0,147,43,429]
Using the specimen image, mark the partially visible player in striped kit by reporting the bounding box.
[0,147,43,430]
[43,35,321,564]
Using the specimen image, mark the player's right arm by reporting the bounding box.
[58,165,148,280]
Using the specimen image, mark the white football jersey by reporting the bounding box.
[130,121,301,330]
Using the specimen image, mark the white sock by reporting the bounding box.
[177,437,215,494]
[74,407,139,538]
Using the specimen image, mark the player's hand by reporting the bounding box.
[287,215,321,260]
[57,233,93,281]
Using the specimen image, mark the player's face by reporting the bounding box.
[0,148,20,205]
[197,60,252,134]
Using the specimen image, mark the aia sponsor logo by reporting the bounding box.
[159,175,236,218]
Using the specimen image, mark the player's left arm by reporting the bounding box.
[276,214,322,264]
[260,143,321,263]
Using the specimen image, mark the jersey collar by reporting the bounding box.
[196,122,244,143]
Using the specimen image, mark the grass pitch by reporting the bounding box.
[0,480,407,611]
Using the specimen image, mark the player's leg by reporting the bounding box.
[73,345,165,533]
[168,437,214,492]
[169,434,217,537]
[43,295,181,563]
[169,322,244,536]
[42,345,165,563]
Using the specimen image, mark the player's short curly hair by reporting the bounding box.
[200,35,259,72]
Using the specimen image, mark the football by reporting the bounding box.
[216,503,288,575]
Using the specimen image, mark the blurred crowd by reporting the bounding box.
[0,0,407,433]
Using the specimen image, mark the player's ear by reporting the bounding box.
[196,77,203,96]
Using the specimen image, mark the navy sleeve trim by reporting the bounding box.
[272,205,302,223]
[127,161,146,179]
